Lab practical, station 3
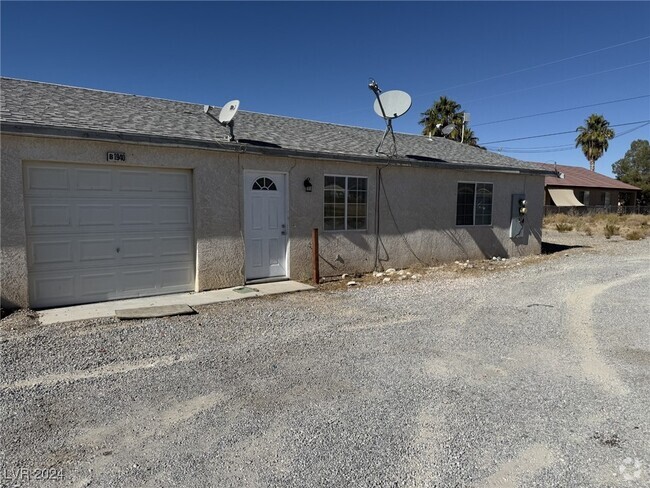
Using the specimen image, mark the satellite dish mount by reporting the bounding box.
[218,100,240,141]
[368,79,411,157]
[204,100,240,142]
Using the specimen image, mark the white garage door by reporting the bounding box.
[23,162,195,308]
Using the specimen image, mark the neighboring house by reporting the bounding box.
[1,78,551,309]
[539,162,640,208]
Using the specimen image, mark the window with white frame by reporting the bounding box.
[324,175,367,231]
[456,182,493,226]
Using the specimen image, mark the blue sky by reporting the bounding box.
[2,1,649,176]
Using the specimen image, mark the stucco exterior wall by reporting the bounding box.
[1,134,544,309]
[293,163,543,279]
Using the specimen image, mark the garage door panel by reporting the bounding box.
[76,169,113,192]
[78,204,115,227]
[161,266,194,288]
[120,237,156,259]
[79,272,118,297]
[31,274,75,304]
[118,171,155,193]
[25,166,70,191]
[24,163,195,308]
[30,240,74,266]
[120,204,155,226]
[121,268,158,292]
[160,235,193,257]
[158,172,192,194]
[79,238,118,262]
[159,204,192,225]
[28,204,72,228]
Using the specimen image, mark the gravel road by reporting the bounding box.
[1,232,649,487]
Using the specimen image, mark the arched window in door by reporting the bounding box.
[252,177,277,191]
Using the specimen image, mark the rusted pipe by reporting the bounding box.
[312,228,320,284]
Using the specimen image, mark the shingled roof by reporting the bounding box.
[1,77,548,174]
[538,162,640,191]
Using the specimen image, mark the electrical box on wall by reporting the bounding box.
[510,193,527,239]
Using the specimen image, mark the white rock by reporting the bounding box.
[382,277,391,283]
[399,276,407,281]
[372,271,384,277]
[346,281,358,286]
[342,273,349,279]
[385,268,396,274]
[411,274,421,280]
[397,269,406,275]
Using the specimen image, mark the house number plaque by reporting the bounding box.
[107,152,126,162]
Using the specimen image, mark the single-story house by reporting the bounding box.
[1,78,551,309]
[539,162,640,208]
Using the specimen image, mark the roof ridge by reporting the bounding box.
[0,76,206,109]
[0,76,437,139]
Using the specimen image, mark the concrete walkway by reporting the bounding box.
[38,281,314,325]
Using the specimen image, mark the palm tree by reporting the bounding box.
[575,114,615,172]
[419,96,477,145]
[419,96,462,138]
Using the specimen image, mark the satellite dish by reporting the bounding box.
[218,100,240,125]
[442,124,455,136]
[373,90,412,119]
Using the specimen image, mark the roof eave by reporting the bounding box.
[1,122,550,176]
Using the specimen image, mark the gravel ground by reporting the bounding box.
[1,231,649,487]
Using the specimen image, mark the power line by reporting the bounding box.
[329,36,650,121]
[482,120,650,145]
[490,122,650,154]
[473,95,650,127]
[615,122,650,138]
[495,147,576,154]
[464,60,650,104]
[412,35,650,100]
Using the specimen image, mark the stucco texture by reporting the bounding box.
[1,134,544,309]
[290,162,544,279]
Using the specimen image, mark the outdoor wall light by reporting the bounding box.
[304,177,312,192]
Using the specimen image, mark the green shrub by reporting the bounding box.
[556,222,574,232]
[604,223,620,239]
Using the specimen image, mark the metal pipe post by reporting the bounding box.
[312,228,320,284]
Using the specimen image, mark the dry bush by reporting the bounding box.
[625,230,644,241]
[604,223,620,239]
[556,222,574,232]
[626,214,649,227]
[544,212,649,238]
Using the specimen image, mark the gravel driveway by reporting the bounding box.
[1,232,649,487]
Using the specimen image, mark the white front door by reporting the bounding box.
[244,172,288,281]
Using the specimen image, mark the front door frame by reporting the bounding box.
[243,170,289,282]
